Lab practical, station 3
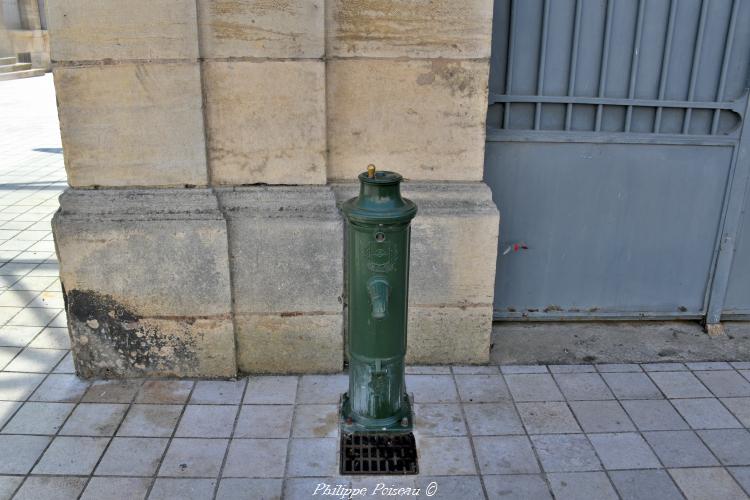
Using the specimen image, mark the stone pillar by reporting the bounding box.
[48,0,497,377]
[0,3,14,56]
[18,0,41,30]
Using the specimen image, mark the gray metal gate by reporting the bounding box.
[485,0,750,322]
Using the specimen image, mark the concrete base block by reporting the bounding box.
[236,313,343,373]
[705,322,726,337]
[53,188,236,378]
[407,306,492,364]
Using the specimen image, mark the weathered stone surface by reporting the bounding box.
[407,306,492,364]
[327,59,489,181]
[198,0,324,58]
[218,186,343,313]
[47,0,198,61]
[54,64,207,187]
[236,313,343,373]
[205,61,326,185]
[327,0,493,59]
[53,189,235,377]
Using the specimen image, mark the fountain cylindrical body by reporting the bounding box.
[341,169,417,432]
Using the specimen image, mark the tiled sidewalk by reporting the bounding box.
[3,73,750,500]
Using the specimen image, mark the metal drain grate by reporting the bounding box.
[340,432,418,475]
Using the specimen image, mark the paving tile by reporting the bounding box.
[671,398,742,429]
[463,402,524,436]
[81,477,152,500]
[0,346,19,370]
[28,327,69,349]
[0,434,50,473]
[95,437,169,476]
[505,374,563,402]
[415,475,484,498]
[554,373,614,400]
[597,363,642,372]
[406,365,452,375]
[721,397,750,426]
[135,380,193,404]
[452,365,500,375]
[29,373,89,402]
[609,469,684,500]
[222,438,288,478]
[0,476,23,500]
[530,434,601,472]
[292,404,337,438]
[548,364,596,373]
[741,370,750,383]
[149,478,217,500]
[235,404,293,438]
[82,380,142,403]
[729,467,750,494]
[454,374,510,402]
[731,362,750,370]
[620,399,689,431]
[52,352,75,373]
[1,401,73,434]
[414,436,477,475]
[685,361,733,371]
[3,347,65,372]
[190,380,246,405]
[516,402,581,434]
[0,400,19,428]
[0,308,21,325]
[500,365,548,374]
[482,474,552,499]
[0,326,40,347]
[569,400,635,433]
[175,405,238,438]
[669,467,747,500]
[60,403,128,436]
[33,436,109,474]
[413,403,466,437]
[588,433,661,470]
[13,476,87,500]
[297,374,348,404]
[698,429,750,466]
[244,376,298,404]
[159,438,229,478]
[284,478,350,499]
[286,438,338,477]
[216,478,283,500]
[6,307,59,326]
[472,435,539,474]
[0,372,44,400]
[694,370,750,397]
[643,430,720,467]
[405,375,458,403]
[601,372,663,399]
[118,404,183,437]
[546,472,618,500]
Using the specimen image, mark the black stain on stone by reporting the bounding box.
[66,289,200,378]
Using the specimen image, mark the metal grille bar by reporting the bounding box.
[565,0,583,131]
[625,0,647,132]
[683,0,711,134]
[654,0,678,133]
[489,94,742,112]
[503,0,517,129]
[535,0,551,130]
[595,0,616,132]
[712,0,741,134]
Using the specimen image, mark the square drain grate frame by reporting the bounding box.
[340,432,419,475]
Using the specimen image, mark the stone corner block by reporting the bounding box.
[218,186,344,374]
[198,0,324,58]
[54,63,207,188]
[327,59,489,182]
[52,188,235,378]
[205,60,326,185]
[327,0,493,59]
[47,0,199,61]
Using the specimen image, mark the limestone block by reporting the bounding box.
[198,0,324,58]
[205,61,326,185]
[327,0,493,59]
[219,186,344,374]
[406,306,492,364]
[47,0,198,61]
[52,189,236,378]
[218,186,343,314]
[236,313,343,373]
[54,63,207,187]
[327,59,489,182]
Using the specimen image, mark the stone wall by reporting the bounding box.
[49,0,499,377]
